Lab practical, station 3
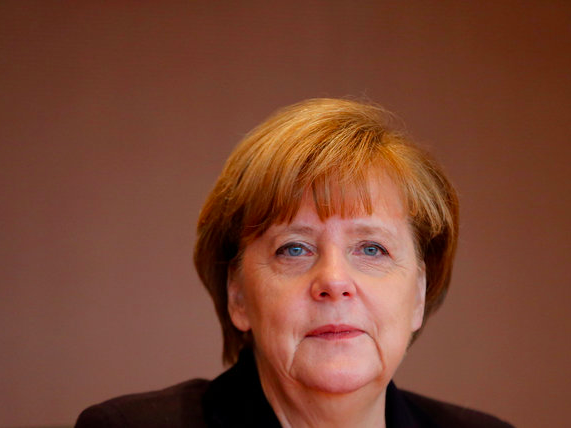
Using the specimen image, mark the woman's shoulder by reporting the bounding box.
[399,388,514,428]
[74,378,210,428]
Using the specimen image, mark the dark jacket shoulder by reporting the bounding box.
[75,378,210,428]
[400,388,514,428]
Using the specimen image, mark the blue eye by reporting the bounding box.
[287,245,304,256]
[363,246,379,256]
[360,243,388,257]
[277,243,310,257]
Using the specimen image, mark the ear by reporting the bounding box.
[411,262,426,332]
[227,268,251,332]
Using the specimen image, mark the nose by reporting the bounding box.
[310,251,357,301]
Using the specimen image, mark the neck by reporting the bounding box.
[258,367,387,428]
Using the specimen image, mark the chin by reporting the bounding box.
[291,357,385,394]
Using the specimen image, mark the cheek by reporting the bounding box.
[243,278,301,336]
[367,281,420,338]
[246,291,307,370]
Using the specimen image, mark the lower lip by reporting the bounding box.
[307,330,364,340]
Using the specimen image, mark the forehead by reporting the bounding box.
[307,170,406,220]
[279,172,408,233]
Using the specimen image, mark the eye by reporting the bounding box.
[359,242,389,257]
[276,242,311,257]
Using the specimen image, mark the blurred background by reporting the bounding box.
[1,1,570,427]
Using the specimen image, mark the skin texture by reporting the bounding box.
[228,174,426,427]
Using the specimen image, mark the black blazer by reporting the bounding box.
[76,351,513,427]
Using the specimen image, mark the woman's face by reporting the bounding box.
[228,174,425,395]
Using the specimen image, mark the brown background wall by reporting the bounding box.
[1,1,570,427]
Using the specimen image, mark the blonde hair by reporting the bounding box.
[194,98,459,364]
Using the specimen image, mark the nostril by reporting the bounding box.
[342,291,350,296]
[320,291,328,297]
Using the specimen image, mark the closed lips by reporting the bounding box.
[306,325,364,339]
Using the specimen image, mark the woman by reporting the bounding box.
[76,99,512,427]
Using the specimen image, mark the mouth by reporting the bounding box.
[306,324,364,340]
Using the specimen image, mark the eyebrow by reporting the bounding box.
[276,225,316,236]
[277,222,399,240]
[346,223,399,241]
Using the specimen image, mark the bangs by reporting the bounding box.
[276,165,375,226]
[238,132,384,244]
[310,169,374,220]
